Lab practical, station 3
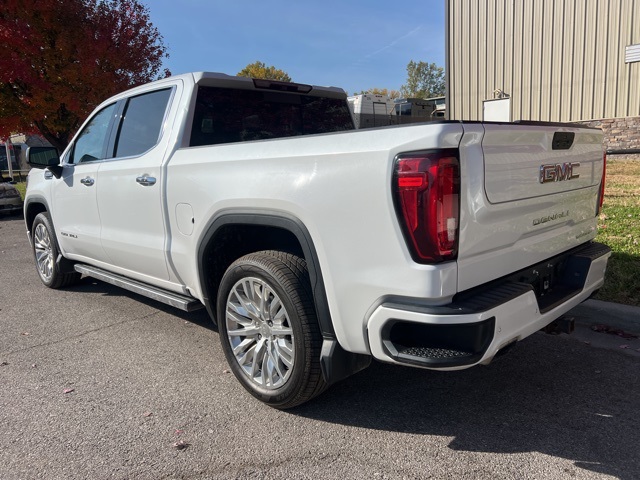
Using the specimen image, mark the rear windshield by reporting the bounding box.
[190,86,354,147]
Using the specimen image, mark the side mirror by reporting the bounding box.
[27,146,59,168]
[27,146,63,178]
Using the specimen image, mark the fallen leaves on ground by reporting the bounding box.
[173,440,189,450]
[591,324,638,339]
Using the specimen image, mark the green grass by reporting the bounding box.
[594,158,640,306]
[15,181,26,200]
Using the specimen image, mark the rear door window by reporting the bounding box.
[114,88,172,158]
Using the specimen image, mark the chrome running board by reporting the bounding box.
[74,264,203,312]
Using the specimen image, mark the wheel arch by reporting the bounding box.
[24,196,50,240]
[196,210,335,340]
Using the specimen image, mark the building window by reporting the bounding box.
[625,44,640,64]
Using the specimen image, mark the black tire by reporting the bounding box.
[31,212,81,289]
[217,250,326,409]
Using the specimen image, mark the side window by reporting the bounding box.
[114,88,172,158]
[71,103,117,164]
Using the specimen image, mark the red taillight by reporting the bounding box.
[393,150,460,263]
[597,152,606,215]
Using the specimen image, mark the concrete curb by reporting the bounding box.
[569,299,640,335]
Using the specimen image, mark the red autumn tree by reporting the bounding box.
[0,0,169,152]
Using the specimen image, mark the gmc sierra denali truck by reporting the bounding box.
[24,72,610,408]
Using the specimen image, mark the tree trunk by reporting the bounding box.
[33,120,70,154]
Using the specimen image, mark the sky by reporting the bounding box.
[148,0,446,95]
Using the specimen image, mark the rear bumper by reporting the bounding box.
[366,242,611,370]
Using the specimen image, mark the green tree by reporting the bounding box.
[237,61,292,82]
[358,88,401,99]
[400,61,445,99]
[0,0,169,152]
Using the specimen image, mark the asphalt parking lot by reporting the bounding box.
[1,214,639,479]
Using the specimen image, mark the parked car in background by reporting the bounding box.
[0,177,23,215]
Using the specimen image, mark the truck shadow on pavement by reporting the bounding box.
[295,334,640,479]
[70,277,216,331]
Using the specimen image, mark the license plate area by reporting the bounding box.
[504,242,610,313]
[512,258,568,300]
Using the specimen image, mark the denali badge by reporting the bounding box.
[539,162,580,183]
[533,210,569,226]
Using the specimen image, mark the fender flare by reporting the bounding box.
[196,209,336,339]
[24,195,51,239]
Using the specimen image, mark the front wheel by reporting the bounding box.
[31,212,81,289]
[217,251,326,409]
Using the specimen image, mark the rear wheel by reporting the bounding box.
[32,212,81,289]
[217,251,326,409]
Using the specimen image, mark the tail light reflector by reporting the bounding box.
[393,149,460,263]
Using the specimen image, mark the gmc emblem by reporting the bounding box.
[539,162,580,184]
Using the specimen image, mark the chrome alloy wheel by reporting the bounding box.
[225,277,295,389]
[33,223,54,282]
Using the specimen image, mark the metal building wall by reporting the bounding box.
[446,0,640,122]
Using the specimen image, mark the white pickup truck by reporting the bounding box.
[25,72,610,408]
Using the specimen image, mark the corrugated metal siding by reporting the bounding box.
[447,0,640,122]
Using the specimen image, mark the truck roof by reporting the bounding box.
[93,72,348,110]
[191,72,347,98]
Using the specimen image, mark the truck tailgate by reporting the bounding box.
[456,122,605,292]
[483,123,603,203]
